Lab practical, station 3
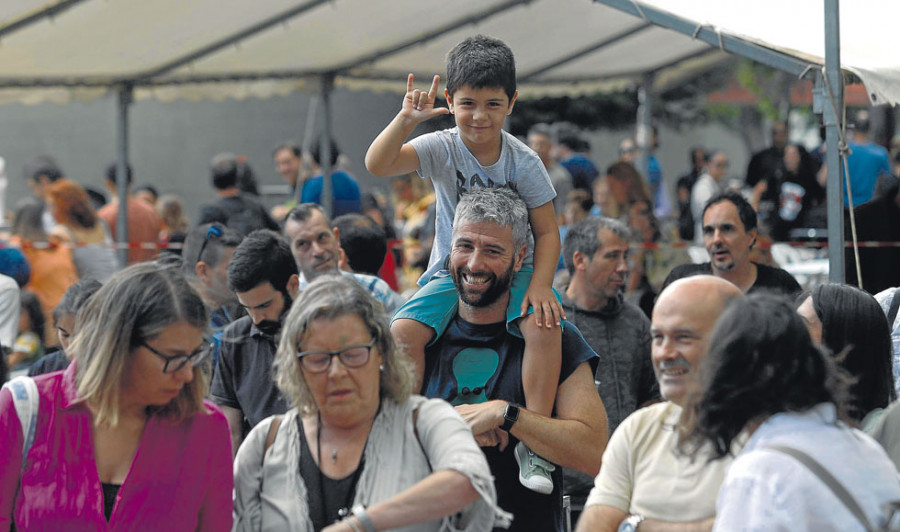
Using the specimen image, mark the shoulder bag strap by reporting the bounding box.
[767,445,877,531]
[264,415,283,458]
[1,376,39,469]
[412,406,433,472]
[888,289,900,329]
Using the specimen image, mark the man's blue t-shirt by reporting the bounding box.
[846,141,890,207]
[422,316,596,532]
[300,170,361,217]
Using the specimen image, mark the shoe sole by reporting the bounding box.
[514,446,554,495]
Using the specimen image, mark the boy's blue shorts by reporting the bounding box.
[391,267,562,345]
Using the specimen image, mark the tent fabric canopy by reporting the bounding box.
[2,0,894,106]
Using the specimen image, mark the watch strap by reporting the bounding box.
[500,402,520,431]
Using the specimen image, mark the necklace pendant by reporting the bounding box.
[331,448,338,463]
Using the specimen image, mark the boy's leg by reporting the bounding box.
[519,317,561,417]
[507,270,561,495]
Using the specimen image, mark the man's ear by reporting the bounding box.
[332,227,340,241]
[338,247,351,272]
[286,274,300,299]
[572,250,590,271]
[445,89,454,114]
[507,91,518,115]
[748,228,758,250]
[195,261,210,282]
[513,244,527,272]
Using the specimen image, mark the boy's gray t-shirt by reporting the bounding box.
[410,127,556,285]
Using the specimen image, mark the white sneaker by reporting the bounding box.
[514,441,555,494]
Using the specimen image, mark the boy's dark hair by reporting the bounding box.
[445,35,516,101]
[210,153,240,190]
[105,161,134,187]
[310,138,340,168]
[54,279,102,324]
[227,229,297,295]
[332,213,387,276]
[23,155,63,183]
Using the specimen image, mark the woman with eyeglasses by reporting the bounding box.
[233,275,506,532]
[0,263,233,531]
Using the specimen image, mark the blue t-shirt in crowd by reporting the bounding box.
[300,171,361,217]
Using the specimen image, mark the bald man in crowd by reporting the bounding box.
[576,276,742,532]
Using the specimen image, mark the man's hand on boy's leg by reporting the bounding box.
[401,73,450,123]
[521,284,564,328]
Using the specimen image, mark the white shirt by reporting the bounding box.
[714,403,900,532]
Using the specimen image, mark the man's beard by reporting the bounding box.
[255,292,293,336]
[451,260,515,308]
[708,245,736,272]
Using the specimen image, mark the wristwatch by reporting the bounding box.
[618,514,645,532]
[500,402,520,431]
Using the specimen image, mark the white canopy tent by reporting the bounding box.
[0,0,895,278]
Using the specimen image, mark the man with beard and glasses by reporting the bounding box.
[559,216,658,521]
[283,203,404,314]
[661,191,800,297]
[421,187,608,532]
[576,276,742,532]
[210,229,298,457]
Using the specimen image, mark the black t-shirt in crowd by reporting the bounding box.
[422,315,596,532]
[661,262,802,298]
[210,316,289,431]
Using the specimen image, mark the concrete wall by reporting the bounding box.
[0,89,751,224]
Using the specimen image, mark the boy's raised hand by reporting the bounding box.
[401,74,450,123]
[521,285,565,329]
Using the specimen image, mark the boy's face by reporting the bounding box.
[446,85,517,152]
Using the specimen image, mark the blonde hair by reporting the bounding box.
[71,263,209,427]
[274,275,415,414]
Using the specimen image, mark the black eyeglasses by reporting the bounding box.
[296,340,376,373]
[142,341,213,373]
[197,224,224,264]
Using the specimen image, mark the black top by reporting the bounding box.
[423,316,596,532]
[297,418,363,532]
[210,316,289,431]
[27,349,70,377]
[197,195,279,237]
[101,482,121,522]
[846,182,900,295]
[661,262,802,299]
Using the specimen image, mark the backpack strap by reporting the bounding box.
[1,376,39,469]
[888,289,900,330]
[767,445,877,532]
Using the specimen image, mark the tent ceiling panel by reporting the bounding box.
[0,0,895,105]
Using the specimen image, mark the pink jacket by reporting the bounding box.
[0,364,233,531]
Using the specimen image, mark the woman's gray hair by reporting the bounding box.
[274,274,415,413]
[71,263,210,427]
[453,187,529,249]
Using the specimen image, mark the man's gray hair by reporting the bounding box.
[562,216,632,275]
[453,187,529,249]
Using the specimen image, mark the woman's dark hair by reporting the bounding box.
[20,290,45,346]
[809,283,895,420]
[679,294,851,460]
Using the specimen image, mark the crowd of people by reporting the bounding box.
[2,33,900,532]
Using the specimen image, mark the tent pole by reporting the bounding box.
[636,72,653,181]
[320,74,335,219]
[823,0,844,282]
[115,83,132,267]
